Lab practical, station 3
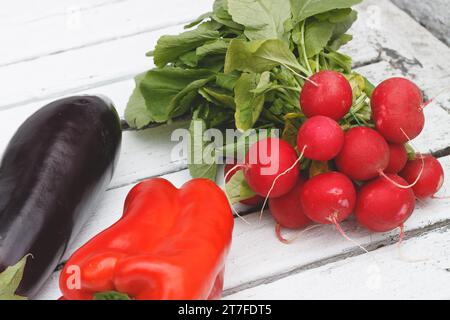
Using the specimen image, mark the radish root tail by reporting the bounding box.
[397,224,429,263]
[398,224,405,247]
[432,195,450,200]
[379,128,425,189]
[330,215,369,254]
[378,158,424,189]
[421,86,450,110]
[223,164,251,225]
[259,145,307,221]
[275,224,322,245]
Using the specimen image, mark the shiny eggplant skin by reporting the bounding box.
[0,96,122,298]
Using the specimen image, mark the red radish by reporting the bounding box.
[371,78,425,144]
[300,71,353,121]
[385,143,408,174]
[300,172,356,224]
[297,116,345,161]
[335,127,390,181]
[400,155,444,199]
[269,177,311,229]
[224,164,264,207]
[244,138,300,198]
[356,174,416,232]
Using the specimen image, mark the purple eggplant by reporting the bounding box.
[0,96,122,298]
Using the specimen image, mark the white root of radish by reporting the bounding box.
[431,185,450,200]
[379,128,425,189]
[223,164,251,225]
[329,214,369,254]
[328,214,381,266]
[432,195,450,200]
[275,224,322,245]
[378,157,424,189]
[421,86,450,110]
[398,224,405,247]
[259,145,307,221]
[397,225,430,263]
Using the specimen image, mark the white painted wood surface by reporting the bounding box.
[225,226,450,300]
[0,0,449,300]
[0,0,213,66]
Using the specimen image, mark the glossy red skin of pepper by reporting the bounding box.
[59,178,234,300]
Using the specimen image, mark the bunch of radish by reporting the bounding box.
[226,71,445,242]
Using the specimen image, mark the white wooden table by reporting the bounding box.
[1,0,450,300]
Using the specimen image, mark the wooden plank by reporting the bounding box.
[225,226,450,300]
[392,0,450,47]
[36,155,450,300]
[0,2,382,110]
[2,0,450,112]
[0,0,378,69]
[0,24,182,110]
[340,5,381,68]
[0,0,214,67]
[111,121,191,188]
[0,1,121,25]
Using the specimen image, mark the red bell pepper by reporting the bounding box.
[59,178,234,300]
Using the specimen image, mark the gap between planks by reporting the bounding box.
[225,224,450,299]
[223,219,450,297]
